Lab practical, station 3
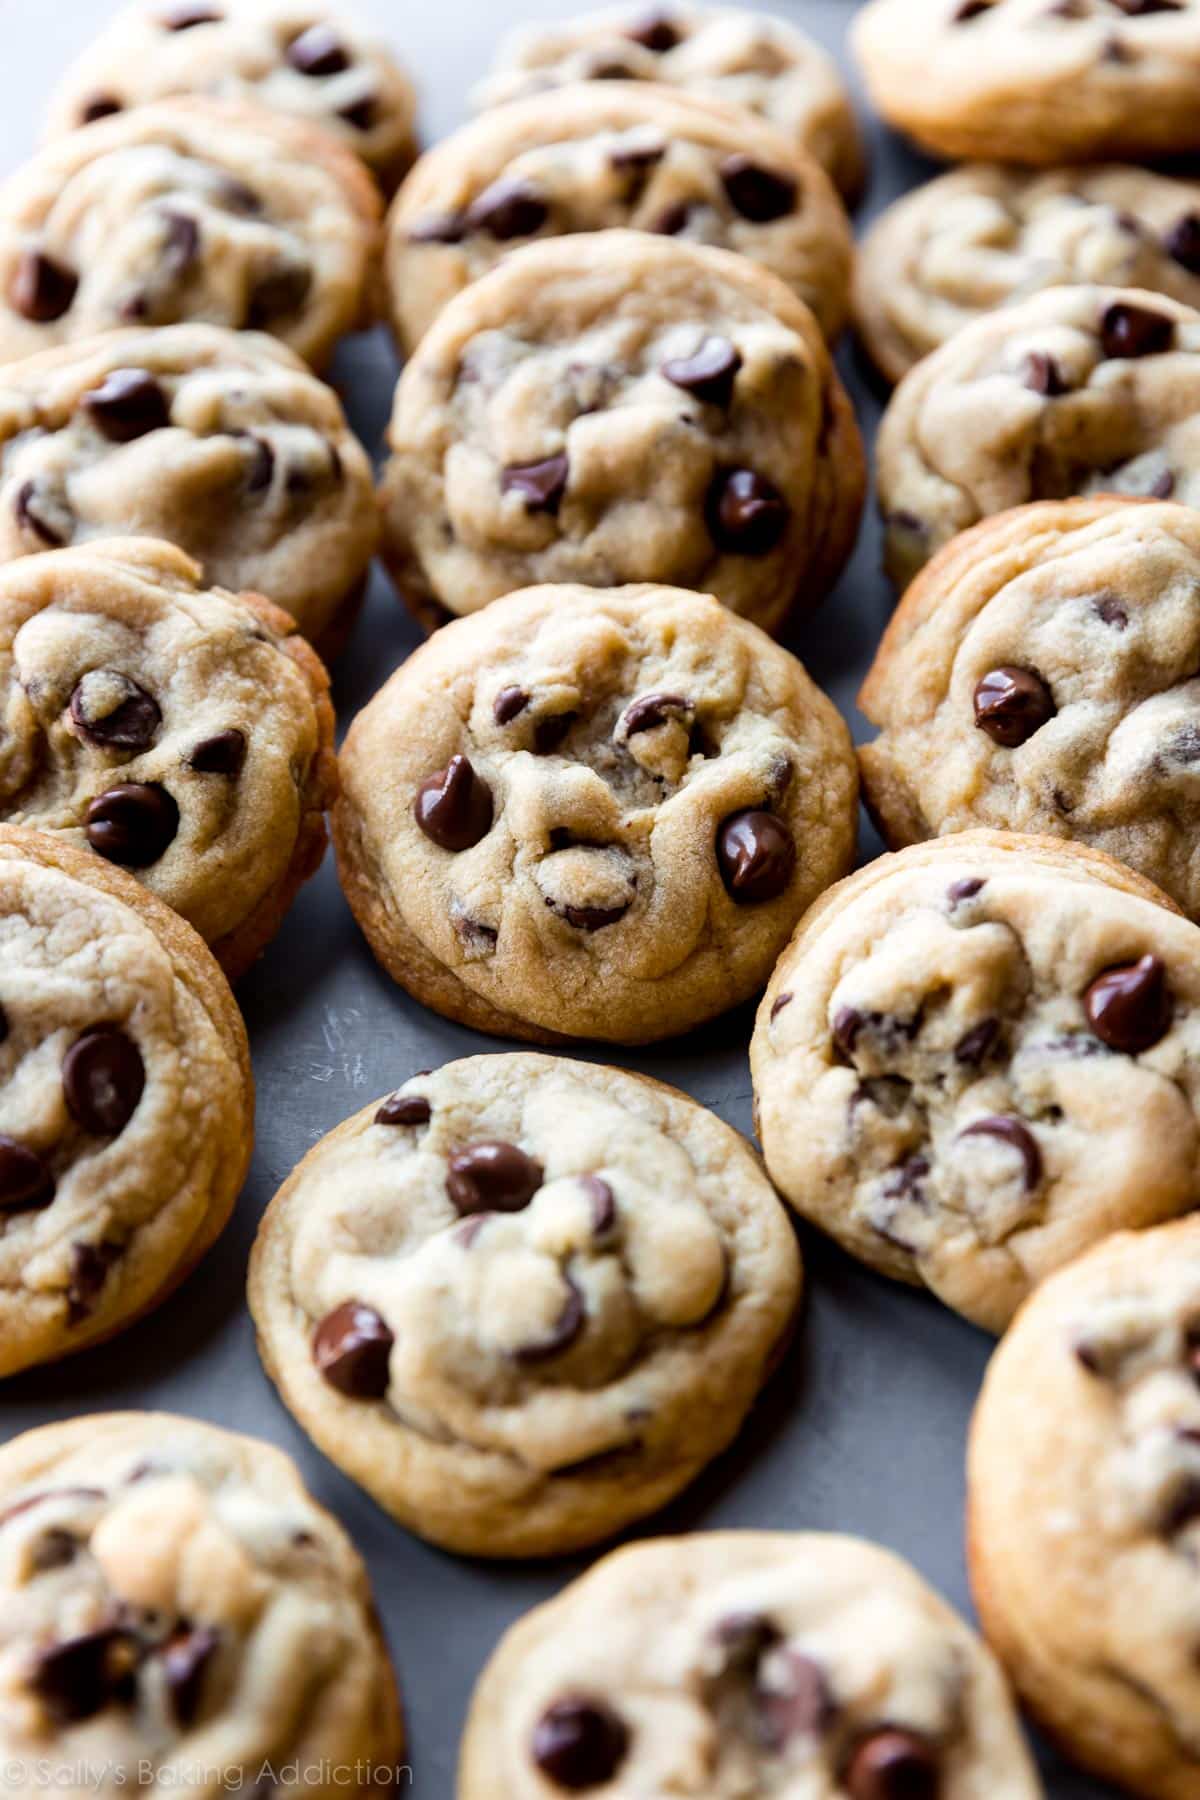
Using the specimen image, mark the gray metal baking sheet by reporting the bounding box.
[1,3,1113,1794]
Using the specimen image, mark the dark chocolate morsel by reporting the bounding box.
[10,250,78,322]
[339,95,377,131]
[502,453,569,515]
[532,1695,630,1790]
[626,9,681,49]
[1165,213,1200,275]
[1100,301,1174,359]
[466,179,549,241]
[580,1175,616,1236]
[953,0,992,16]
[947,877,985,905]
[414,755,494,851]
[493,685,530,725]
[719,155,798,222]
[29,1627,140,1723]
[85,783,179,866]
[0,1002,7,1042]
[770,991,793,1022]
[15,480,68,546]
[958,1115,1042,1191]
[515,1274,585,1363]
[161,211,201,276]
[843,1729,941,1800]
[716,810,796,902]
[187,729,247,776]
[1083,954,1171,1053]
[534,712,577,754]
[161,3,223,26]
[622,692,691,735]
[313,1301,394,1398]
[63,1027,145,1136]
[0,1137,55,1213]
[1023,351,1068,396]
[163,1626,219,1727]
[758,1649,834,1750]
[446,1142,543,1215]
[650,200,693,235]
[81,95,123,123]
[973,666,1055,746]
[833,1006,863,1059]
[375,1093,431,1126]
[407,212,467,245]
[706,468,789,556]
[67,1242,121,1323]
[954,1018,999,1067]
[247,262,313,328]
[662,336,742,406]
[286,23,351,75]
[70,672,161,750]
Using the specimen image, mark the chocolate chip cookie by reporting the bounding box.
[969,1216,1200,1798]
[859,497,1200,923]
[853,0,1200,167]
[856,164,1200,387]
[751,831,1200,1334]
[333,582,858,1045]
[1,537,335,979]
[460,1531,1042,1795]
[876,284,1200,588]
[378,231,864,636]
[47,1,418,194]
[0,825,253,1374]
[387,84,853,354]
[0,323,377,652]
[0,1412,402,1793]
[0,97,380,371]
[249,1054,801,1558]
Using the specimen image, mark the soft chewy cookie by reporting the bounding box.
[460,1531,1042,1796]
[249,1054,801,1558]
[333,583,857,1046]
[379,232,864,636]
[876,284,1200,588]
[859,498,1200,924]
[475,4,865,205]
[0,324,377,652]
[751,831,1200,1334]
[387,85,852,354]
[856,164,1200,387]
[0,98,380,371]
[0,537,335,979]
[0,826,252,1374]
[969,1217,1200,1798]
[853,0,1200,167]
[47,1,418,194]
[0,1413,402,1797]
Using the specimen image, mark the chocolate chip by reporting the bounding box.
[67,1242,120,1323]
[714,1610,781,1668]
[532,1696,630,1790]
[414,755,494,851]
[29,1627,140,1723]
[1186,1329,1200,1386]
[0,1002,7,1042]
[162,1627,218,1726]
[1166,213,1200,274]
[609,138,666,171]
[408,212,467,245]
[161,3,222,26]
[1094,594,1130,627]
[239,433,275,493]
[719,155,797,222]
[502,453,569,515]
[706,468,789,555]
[581,1175,616,1236]
[947,877,985,905]
[716,810,795,903]
[954,1018,999,1067]
[973,667,1055,746]
[339,95,377,131]
[63,1027,145,1136]
[662,336,742,406]
[85,783,179,866]
[287,23,351,75]
[534,712,577,754]
[161,211,201,276]
[844,1729,941,1800]
[10,250,78,322]
[446,1142,543,1215]
[959,1115,1042,1190]
[953,0,992,16]
[187,729,246,776]
[466,179,549,241]
[493,685,530,725]
[1083,954,1171,1053]
[1023,351,1068,396]
[0,1137,55,1213]
[833,1006,863,1058]
[627,9,681,49]
[1100,301,1174,359]
[1150,467,1176,499]
[1111,0,1182,11]
[758,1650,834,1751]
[770,991,793,1022]
[70,672,161,750]
[622,692,691,734]
[515,1274,585,1363]
[312,1302,394,1398]
[15,480,68,546]
[650,200,693,235]
[247,262,312,328]
[219,179,262,216]
[375,1093,431,1126]
[558,898,631,930]
[30,1529,79,1573]
[81,95,122,123]
[1162,1475,1200,1536]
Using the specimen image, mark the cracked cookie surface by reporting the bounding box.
[0,826,252,1374]
[751,831,1200,1333]
[248,1054,801,1558]
[333,582,857,1045]
[460,1530,1042,1797]
[969,1217,1200,1799]
[0,1412,402,1799]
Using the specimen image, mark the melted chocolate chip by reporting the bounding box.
[408,211,467,245]
[1163,1475,1200,1536]
[954,1018,1000,1067]
[947,877,985,905]
[719,155,797,222]
[375,1093,431,1126]
[515,1274,585,1363]
[81,95,123,123]
[609,138,666,172]
[287,23,351,75]
[10,250,78,322]
[1166,213,1200,275]
[187,729,247,776]
[706,468,789,555]
[414,756,494,851]
[1100,301,1174,359]
[502,453,569,515]
[1149,467,1176,499]
[1094,594,1129,628]
[844,1729,941,1800]
[953,0,992,16]
[758,1650,834,1750]
[493,685,530,725]
[580,1175,616,1237]
[973,666,1055,746]
[1083,954,1171,1053]
[239,433,275,494]
[15,480,68,546]
[959,1115,1042,1190]
[532,1696,630,1790]
[70,672,161,750]
[446,1142,543,1215]
[67,1242,121,1323]
[85,783,179,866]
[63,1027,145,1136]
[0,1137,55,1212]
[29,1627,140,1723]
[534,712,577,754]
[716,810,795,903]
[163,1626,218,1727]
[833,1006,864,1058]
[161,3,222,26]
[662,336,742,406]
[1023,351,1068,396]
[313,1301,394,1398]
[162,211,200,276]
[627,9,681,49]
[770,991,793,1022]
[339,95,377,131]
[714,1610,781,1668]
[558,897,631,931]
[622,691,691,734]
[247,262,312,328]
[466,179,549,240]
[1111,0,1182,11]
[650,200,693,235]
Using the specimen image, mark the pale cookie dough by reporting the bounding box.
[249,1055,801,1559]
[859,499,1200,924]
[875,284,1200,589]
[333,583,858,1046]
[0,537,336,980]
[475,3,865,205]
[969,1217,1200,1799]
[852,0,1200,167]
[459,1531,1043,1796]
[0,324,378,653]
[856,164,1200,387]
[0,1413,402,1799]
[750,831,1200,1334]
[0,98,380,372]
[0,826,252,1375]
[387,84,852,354]
[46,1,418,195]
[379,232,864,637]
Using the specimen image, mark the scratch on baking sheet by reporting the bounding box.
[317,1006,369,1089]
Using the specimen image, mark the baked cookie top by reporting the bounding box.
[859,499,1200,922]
[875,284,1200,588]
[0,827,252,1374]
[0,1413,401,1799]
[379,231,864,637]
[333,583,858,1045]
[387,82,853,352]
[46,1,418,192]
[853,0,1200,166]
[249,1054,801,1558]
[460,1531,1043,1797]
[856,164,1200,387]
[969,1216,1200,1799]
[751,831,1200,1333]
[0,98,380,371]
[0,537,335,976]
[474,3,865,204]
[0,323,377,649]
